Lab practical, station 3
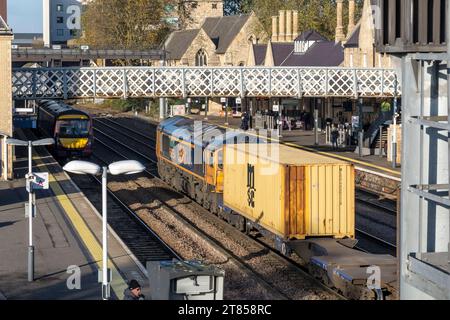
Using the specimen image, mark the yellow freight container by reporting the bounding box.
[223,143,355,240]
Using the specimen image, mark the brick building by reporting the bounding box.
[0,0,6,22]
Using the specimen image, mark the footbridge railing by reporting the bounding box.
[12,66,400,100]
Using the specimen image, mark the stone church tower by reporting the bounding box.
[182,0,224,29]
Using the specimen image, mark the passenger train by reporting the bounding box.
[37,100,93,158]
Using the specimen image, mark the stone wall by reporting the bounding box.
[179,29,220,66]
[0,32,12,180]
[221,14,268,66]
[183,0,223,29]
[0,34,12,137]
[343,0,392,68]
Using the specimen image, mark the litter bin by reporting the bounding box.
[147,260,225,300]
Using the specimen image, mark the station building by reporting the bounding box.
[244,0,398,154]
[164,1,268,114]
[0,16,13,180]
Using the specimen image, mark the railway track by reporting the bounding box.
[355,228,397,256]
[94,115,397,255]
[21,128,179,270]
[356,189,397,215]
[89,117,345,300]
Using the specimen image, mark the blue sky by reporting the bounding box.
[8,0,43,33]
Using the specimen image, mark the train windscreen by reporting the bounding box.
[56,119,90,138]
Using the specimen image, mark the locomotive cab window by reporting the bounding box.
[56,119,89,138]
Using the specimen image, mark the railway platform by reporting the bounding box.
[186,114,401,199]
[0,136,148,300]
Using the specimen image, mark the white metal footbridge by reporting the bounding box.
[12,66,400,100]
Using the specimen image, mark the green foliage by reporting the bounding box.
[381,101,392,112]
[79,0,172,50]
[103,98,149,112]
[241,0,364,40]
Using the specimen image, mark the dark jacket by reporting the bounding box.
[123,288,145,300]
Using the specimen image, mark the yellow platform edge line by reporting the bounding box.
[194,118,401,177]
[33,155,127,299]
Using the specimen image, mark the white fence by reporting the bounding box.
[12,66,400,100]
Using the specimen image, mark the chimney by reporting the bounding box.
[292,10,299,40]
[278,10,286,42]
[272,16,278,42]
[286,10,292,42]
[335,0,345,42]
[347,0,356,37]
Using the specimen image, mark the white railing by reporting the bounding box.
[12,66,400,100]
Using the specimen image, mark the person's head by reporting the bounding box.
[128,279,142,297]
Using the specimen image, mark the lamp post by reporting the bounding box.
[6,138,54,282]
[392,75,399,168]
[63,159,145,300]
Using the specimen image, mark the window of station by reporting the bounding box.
[212,3,217,9]
[56,17,64,24]
[56,4,63,12]
[56,29,64,36]
[70,29,78,37]
[195,49,207,66]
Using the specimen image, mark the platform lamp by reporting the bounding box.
[5,138,55,282]
[63,160,145,300]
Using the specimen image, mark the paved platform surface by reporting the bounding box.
[187,114,401,179]
[0,142,148,300]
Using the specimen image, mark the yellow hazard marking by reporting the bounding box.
[283,143,401,177]
[195,118,401,177]
[32,155,128,299]
[58,115,89,120]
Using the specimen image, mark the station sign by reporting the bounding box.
[272,105,280,112]
[26,172,49,192]
[236,98,242,104]
[171,105,186,116]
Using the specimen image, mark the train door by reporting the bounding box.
[205,149,216,186]
[215,150,224,192]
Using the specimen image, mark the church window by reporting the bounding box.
[195,49,208,66]
[212,4,217,9]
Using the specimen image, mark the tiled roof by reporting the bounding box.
[271,41,344,67]
[344,24,360,48]
[202,15,250,53]
[294,30,327,42]
[165,29,200,60]
[252,44,266,65]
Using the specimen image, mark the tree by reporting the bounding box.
[79,0,170,50]
[241,0,363,40]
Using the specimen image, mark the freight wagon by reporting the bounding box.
[156,116,397,299]
[156,116,354,248]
